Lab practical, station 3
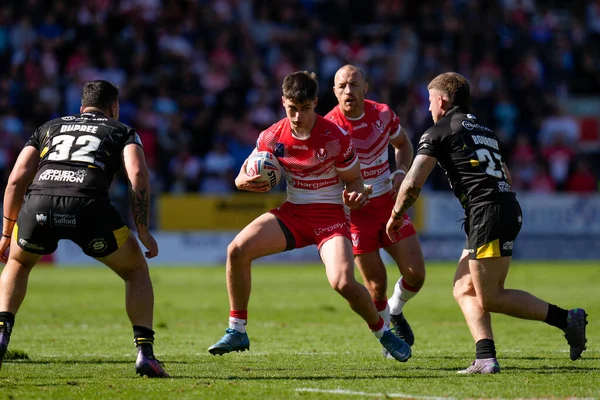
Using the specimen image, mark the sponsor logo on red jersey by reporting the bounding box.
[292,176,340,190]
[362,161,389,179]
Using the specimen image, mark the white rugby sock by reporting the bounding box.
[389,277,420,316]
[229,317,247,333]
[372,325,390,339]
[379,303,390,327]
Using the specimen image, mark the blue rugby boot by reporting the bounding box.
[0,321,12,371]
[208,328,250,355]
[457,358,500,374]
[379,329,411,362]
[563,308,588,361]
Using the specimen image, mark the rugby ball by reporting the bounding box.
[245,151,282,188]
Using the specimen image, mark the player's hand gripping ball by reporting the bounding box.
[245,151,282,189]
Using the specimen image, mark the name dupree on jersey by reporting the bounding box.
[417,107,517,209]
[26,112,143,199]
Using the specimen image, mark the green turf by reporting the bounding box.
[0,262,598,399]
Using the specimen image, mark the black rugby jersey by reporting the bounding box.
[26,112,143,198]
[416,107,517,209]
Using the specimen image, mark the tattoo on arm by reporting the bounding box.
[394,186,421,218]
[392,154,434,219]
[129,187,149,228]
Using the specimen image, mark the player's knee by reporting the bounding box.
[111,255,148,281]
[8,259,36,271]
[478,293,502,312]
[227,240,252,264]
[329,275,355,296]
[452,286,462,302]
[453,279,473,301]
[227,241,242,263]
[397,255,426,288]
[416,257,426,280]
[406,265,426,288]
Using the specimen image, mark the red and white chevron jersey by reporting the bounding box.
[326,100,401,198]
[256,115,358,205]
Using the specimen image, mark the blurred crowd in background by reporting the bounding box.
[1,0,599,198]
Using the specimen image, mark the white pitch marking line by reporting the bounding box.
[296,388,455,400]
[296,389,597,400]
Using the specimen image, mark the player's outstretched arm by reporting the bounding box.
[123,144,158,258]
[1,146,39,262]
[234,157,271,192]
[339,161,369,210]
[386,154,437,240]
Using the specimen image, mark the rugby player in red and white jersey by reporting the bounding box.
[208,71,411,362]
[326,65,426,354]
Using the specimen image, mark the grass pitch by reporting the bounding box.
[0,261,598,399]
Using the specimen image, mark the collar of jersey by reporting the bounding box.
[291,130,310,140]
[81,111,107,118]
[446,106,467,117]
[345,111,365,121]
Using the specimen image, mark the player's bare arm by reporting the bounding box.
[123,144,158,258]
[1,146,40,262]
[339,161,370,210]
[386,154,437,240]
[389,127,414,196]
[234,156,271,193]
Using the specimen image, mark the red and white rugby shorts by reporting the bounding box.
[349,191,416,254]
[269,201,351,250]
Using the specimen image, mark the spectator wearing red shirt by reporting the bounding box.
[542,134,575,190]
[567,160,598,193]
[530,162,557,193]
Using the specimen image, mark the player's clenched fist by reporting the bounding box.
[343,189,369,210]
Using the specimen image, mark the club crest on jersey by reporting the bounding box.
[351,233,360,247]
[316,148,327,162]
[36,213,47,226]
[374,120,385,133]
[88,238,108,253]
[274,142,284,157]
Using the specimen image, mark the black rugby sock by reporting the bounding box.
[0,312,15,328]
[133,325,155,357]
[543,303,568,330]
[475,338,496,359]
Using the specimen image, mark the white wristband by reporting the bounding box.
[390,169,406,180]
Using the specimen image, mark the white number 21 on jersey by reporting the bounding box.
[475,148,507,180]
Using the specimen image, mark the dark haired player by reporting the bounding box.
[0,80,169,377]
